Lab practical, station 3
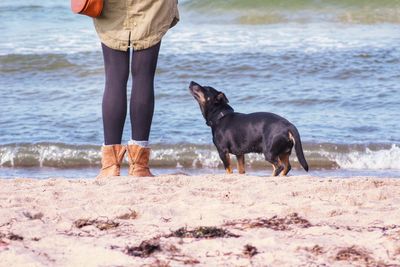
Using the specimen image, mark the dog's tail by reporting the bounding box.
[288,126,309,172]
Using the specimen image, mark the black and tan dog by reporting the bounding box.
[189,81,309,176]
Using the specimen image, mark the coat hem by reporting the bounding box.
[95,12,179,52]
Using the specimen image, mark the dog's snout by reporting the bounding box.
[189,81,198,88]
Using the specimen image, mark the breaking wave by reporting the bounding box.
[1,142,399,171]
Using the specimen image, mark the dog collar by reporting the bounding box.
[206,109,234,127]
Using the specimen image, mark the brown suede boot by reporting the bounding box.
[126,144,154,177]
[96,144,127,179]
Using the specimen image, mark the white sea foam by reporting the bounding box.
[327,144,400,170]
[0,147,16,167]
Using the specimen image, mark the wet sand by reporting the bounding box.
[0,174,399,266]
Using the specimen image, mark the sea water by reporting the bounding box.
[1,0,399,178]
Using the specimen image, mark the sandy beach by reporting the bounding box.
[0,174,399,266]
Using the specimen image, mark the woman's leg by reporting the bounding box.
[130,42,161,142]
[101,43,130,145]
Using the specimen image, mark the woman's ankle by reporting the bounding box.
[128,139,149,148]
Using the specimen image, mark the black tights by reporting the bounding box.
[101,42,161,145]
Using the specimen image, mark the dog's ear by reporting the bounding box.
[216,92,229,104]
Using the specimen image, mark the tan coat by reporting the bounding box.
[93,0,179,51]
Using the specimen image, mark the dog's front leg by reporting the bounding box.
[218,151,233,174]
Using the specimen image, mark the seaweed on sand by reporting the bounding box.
[0,232,24,241]
[23,211,44,220]
[224,212,312,231]
[116,210,138,220]
[168,226,240,239]
[73,218,119,231]
[243,244,258,258]
[335,246,376,266]
[124,238,161,258]
[302,245,325,256]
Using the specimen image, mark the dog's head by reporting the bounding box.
[189,81,230,120]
